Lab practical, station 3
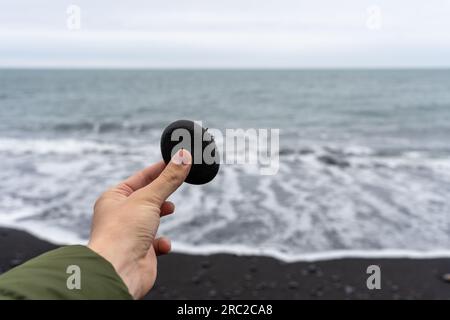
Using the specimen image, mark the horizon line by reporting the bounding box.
[1,66,450,71]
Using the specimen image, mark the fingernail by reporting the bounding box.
[172,148,191,165]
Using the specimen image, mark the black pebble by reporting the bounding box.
[191,275,202,285]
[208,289,217,298]
[344,285,355,295]
[288,281,299,290]
[160,120,220,185]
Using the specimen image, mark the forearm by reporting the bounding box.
[0,245,132,300]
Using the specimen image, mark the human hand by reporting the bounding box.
[88,149,192,299]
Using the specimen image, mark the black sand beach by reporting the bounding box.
[0,227,449,299]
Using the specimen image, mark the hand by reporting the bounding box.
[88,149,192,299]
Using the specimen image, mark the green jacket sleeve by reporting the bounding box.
[0,245,132,300]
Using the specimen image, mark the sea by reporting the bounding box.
[0,69,449,261]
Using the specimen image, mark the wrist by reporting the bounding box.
[87,240,143,299]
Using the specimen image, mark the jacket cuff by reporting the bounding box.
[0,245,132,300]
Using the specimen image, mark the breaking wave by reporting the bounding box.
[0,135,449,261]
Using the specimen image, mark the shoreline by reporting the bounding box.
[5,224,450,263]
[1,227,449,299]
[171,243,450,263]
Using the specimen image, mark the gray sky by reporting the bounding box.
[1,0,450,68]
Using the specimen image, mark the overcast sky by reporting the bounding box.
[1,0,450,68]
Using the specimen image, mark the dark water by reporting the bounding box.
[0,69,449,259]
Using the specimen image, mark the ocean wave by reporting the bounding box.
[278,144,450,173]
[2,69,450,262]
[0,136,449,261]
[2,219,450,262]
[52,121,161,134]
[0,137,124,155]
[171,242,450,262]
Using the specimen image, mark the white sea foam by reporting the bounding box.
[0,137,122,155]
[0,136,449,262]
[171,242,450,262]
[2,213,449,262]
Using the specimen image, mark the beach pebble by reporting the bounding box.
[191,275,201,285]
[310,285,324,298]
[251,290,260,298]
[249,265,258,273]
[311,289,324,298]
[331,274,341,282]
[344,285,355,295]
[307,264,318,274]
[244,274,253,281]
[356,293,369,299]
[232,288,242,296]
[288,281,299,290]
[204,280,213,287]
[200,260,211,269]
[222,291,232,299]
[160,120,220,185]
[208,289,217,298]
[390,284,399,292]
[255,282,268,291]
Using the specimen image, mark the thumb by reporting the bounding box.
[133,149,192,206]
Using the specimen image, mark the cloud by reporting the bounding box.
[1,0,450,67]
